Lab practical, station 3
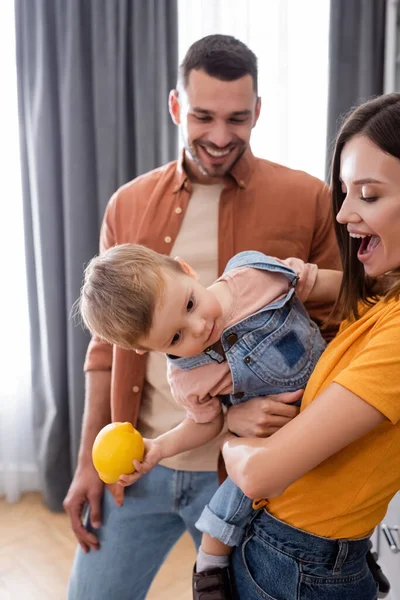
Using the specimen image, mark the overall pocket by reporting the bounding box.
[243,302,318,389]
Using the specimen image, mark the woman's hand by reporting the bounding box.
[118,438,162,487]
[226,390,303,437]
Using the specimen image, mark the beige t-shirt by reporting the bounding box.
[137,183,224,471]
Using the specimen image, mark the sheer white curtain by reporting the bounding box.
[0,2,38,502]
[178,0,330,180]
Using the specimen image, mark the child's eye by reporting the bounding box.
[171,332,181,345]
[187,297,195,311]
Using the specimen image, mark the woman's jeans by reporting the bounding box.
[231,509,378,600]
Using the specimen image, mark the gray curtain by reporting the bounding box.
[326,0,386,178]
[15,0,178,510]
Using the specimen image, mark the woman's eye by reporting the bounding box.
[187,298,194,311]
[171,332,180,345]
[360,195,378,203]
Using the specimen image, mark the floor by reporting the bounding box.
[0,492,196,600]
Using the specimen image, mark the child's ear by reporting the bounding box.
[135,349,147,355]
[174,256,199,280]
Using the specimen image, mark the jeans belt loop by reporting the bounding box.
[333,540,348,574]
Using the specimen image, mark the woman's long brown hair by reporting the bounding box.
[329,93,400,322]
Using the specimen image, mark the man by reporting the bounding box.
[65,34,339,599]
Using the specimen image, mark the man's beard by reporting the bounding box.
[185,139,246,178]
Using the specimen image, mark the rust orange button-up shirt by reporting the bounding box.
[84,150,340,430]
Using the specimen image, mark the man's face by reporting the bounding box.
[169,69,261,183]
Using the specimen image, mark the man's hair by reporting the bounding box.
[179,34,258,92]
[330,92,400,322]
[79,244,184,349]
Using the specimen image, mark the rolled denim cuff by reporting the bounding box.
[195,505,246,547]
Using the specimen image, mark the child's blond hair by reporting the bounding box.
[79,244,183,349]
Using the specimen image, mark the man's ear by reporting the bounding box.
[135,348,147,355]
[169,89,181,125]
[174,256,199,279]
[253,96,261,127]
[253,96,262,128]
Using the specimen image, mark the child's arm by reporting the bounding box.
[118,411,224,486]
[279,257,342,305]
[307,269,342,304]
[155,412,224,458]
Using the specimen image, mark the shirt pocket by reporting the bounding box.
[242,302,318,389]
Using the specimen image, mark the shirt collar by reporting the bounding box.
[173,147,256,193]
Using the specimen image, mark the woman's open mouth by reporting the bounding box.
[357,235,381,261]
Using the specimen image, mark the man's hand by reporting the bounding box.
[118,438,162,487]
[63,463,105,553]
[226,390,303,437]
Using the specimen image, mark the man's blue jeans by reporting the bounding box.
[67,465,218,600]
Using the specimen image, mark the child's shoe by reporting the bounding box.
[192,564,234,599]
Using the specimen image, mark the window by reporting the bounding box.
[178,0,330,180]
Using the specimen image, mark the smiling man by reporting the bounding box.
[65,35,341,600]
[171,63,260,183]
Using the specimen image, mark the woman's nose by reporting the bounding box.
[336,196,361,225]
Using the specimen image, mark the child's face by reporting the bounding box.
[138,268,224,357]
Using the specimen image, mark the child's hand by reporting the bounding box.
[118,438,162,487]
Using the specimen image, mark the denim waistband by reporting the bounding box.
[252,510,371,570]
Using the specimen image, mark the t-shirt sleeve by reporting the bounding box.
[278,257,318,302]
[334,303,400,424]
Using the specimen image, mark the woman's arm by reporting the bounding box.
[222,382,385,499]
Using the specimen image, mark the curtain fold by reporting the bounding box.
[15,0,178,510]
[326,0,386,178]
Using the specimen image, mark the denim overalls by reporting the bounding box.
[168,251,328,548]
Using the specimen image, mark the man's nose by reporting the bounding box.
[208,122,232,149]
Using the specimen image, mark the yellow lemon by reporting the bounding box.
[92,422,145,484]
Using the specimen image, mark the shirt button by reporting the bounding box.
[226,333,238,347]
[164,236,172,244]
[244,356,251,364]
[132,385,140,393]
[175,207,182,214]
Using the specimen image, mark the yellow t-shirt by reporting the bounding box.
[268,298,400,539]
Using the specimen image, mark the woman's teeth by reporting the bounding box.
[349,233,368,239]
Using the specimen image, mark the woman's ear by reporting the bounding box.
[174,256,199,280]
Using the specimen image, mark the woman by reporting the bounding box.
[223,92,400,600]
